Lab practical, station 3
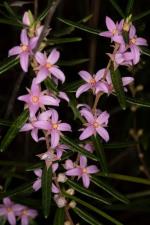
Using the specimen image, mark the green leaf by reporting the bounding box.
[46,37,82,45]
[92,136,108,173]
[132,9,150,21]
[0,181,33,199]
[0,217,6,225]
[0,18,21,26]
[91,176,129,204]
[68,95,85,122]
[126,0,134,15]
[44,78,58,93]
[64,193,123,225]
[59,58,89,66]
[61,136,97,161]
[141,47,150,57]
[67,179,111,205]
[58,17,100,35]
[109,0,125,18]
[125,96,150,108]
[111,68,126,110]
[42,166,52,218]
[0,58,19,75]
[104,142,135,149]
[73,207,103,225]
[127,190,150,199]
[0,119,12,127]
[3,2,21,23]
[0,110,29,152]
[53,208,65,225]
[63,80,83,93]
[98,173,150,185]
[26,162,43,171]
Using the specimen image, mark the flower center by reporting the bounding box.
[31,96,39,103]
[89,78,96,85]
[52,123,58,129]
[22,209,28,216]
[93,122,100,128]
[112,28,117,35]
[82,168,87,173]
[21,44,28,52]
[7,207,12,212]
[45,63,52,69]
[130,37,136,44]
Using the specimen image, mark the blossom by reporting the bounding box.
[66,156,99,188]
[0,198,23,225]
[37,150,59,169]
[129,25,148,64]
[8,29,37,72]
[16,206,37,225]
[79,108,110,142]
[100,16,123,43]
[34,109,72,148]
[33,169,42,191]
[76,70,108,97]
[35,49,65,84]
[18,78,60,117]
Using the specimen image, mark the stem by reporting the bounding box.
[65,207,75,225]
[33,0,61,53]
[34,0,38,18]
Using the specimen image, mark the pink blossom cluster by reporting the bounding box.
[100,16,148,67]
[0,197,37,225]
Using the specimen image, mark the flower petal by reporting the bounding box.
[20,29,29,45]
[51,129,60,148]
[36,68,49,84]
[34,168,42,177]
[99,31,112,38]
[97,111,109,125]
[87,165,99,174]
[58,123,72,132]
[66,168,81,176]
[95,69,105,81]
[96,127,109,142]
[31,128,39,142]
[78,70,92,82]
[35,52,46,65]
[76,84,90,98]
[122,77,134,86]
[80,109,94,123]
[79,126,95,140]
[34,121,50,130]
[8,46,21,56]
[40,95,60,106]
[49,67,65,83]
[33,179,41,191]
[47,48,60,64]
[82,173,90,188]
[20,51,29,72]
[8,211,16,225]
[106,16,116,31]
[20,123,33,131]
[80,156,87,168]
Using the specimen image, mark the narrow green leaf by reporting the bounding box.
[26,162,43,171]
[127,190,150,199]
[132,9,150,21]
[61,136,97,161]
[63,80,83,92]
[125,96,150,108]
[59,58,89,66]
[68,95,85,122]
[73,207,103,225]
[4,2,21,23]
[42,166,52,218]
[0,120,12,127]
[92,136,108,173]
[0,58,19,75]
[126,0,134,15]
[104,142,135,149]
[58,18,100,35]
[44,78,58,93]
[0,181,33,199]
[46,37,82,45]
[98,173,150,185]
[109,0,125,18]
[0,110,29,152]
[53,208,65,225]
[141,47,150,57]
[67,179,111,205]
[111,68,126,110]
[91,176,129,204]
[64,193,123,225]
[0,217,6,225]
[0,18,21,26]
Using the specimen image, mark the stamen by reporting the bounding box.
[45,63,52,69]
[21,44,28,52]
[52,123,58,129]
[31,96,39,103]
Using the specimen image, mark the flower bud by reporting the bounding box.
[54,195,67,208]
[64,221,71,225]
[69,200,76,208]
[136,85,144,92]
[66,188,75,196]
[137,129,143,137]
[57,173,67,183]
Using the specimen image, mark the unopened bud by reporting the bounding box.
[66,188,75,196]
[64,221,71,225]
[54,195,67,208]
[137,129,143,137]
[131,106,138,112]
[129,129,135,137]
[57,173,67,183]
[69,200,76,208]
[139,153,144,159]
[136,85,144,92]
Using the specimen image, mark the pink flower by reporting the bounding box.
[8,29,37,72]
[37,150,59,169]
[129,25,148,64]
[18,79,60,117]
[100,16,123,43]
[33,169,42,191]
[66,156,99,188]
[0,198,23,225]
[76,70,108,97]
[34,109,72,148]
[35,49,65,84]
[16,206,38,225]
[79,108,110,142]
